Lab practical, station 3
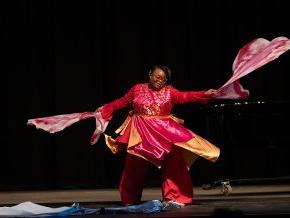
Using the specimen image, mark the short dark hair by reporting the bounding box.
[149,65,172,83]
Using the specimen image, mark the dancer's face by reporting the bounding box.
[149,68,167,90]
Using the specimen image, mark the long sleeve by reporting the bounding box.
[101,85,135,120]
[170,86,210,105]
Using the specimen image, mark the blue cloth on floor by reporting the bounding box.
[0,200,164,216]
[104,200,163,214]
[0,202,100,217]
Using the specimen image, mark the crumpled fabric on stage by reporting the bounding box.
[0,201,164,217]
[104,200,163,214]
[0,201,100,217]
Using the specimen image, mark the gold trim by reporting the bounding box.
[176,147,199,169]
[174,133,220,163]
[115,115,132,135]
[104,134,126,154]
[127,122,142,148]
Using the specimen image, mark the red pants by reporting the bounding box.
[119,147,193,205]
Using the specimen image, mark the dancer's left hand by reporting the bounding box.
[205,89,217,96]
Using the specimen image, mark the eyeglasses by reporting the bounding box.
[150,74,167,83]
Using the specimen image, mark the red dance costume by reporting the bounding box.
[101,83,220,205]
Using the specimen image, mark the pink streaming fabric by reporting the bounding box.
[27,112,108,145]
[214,36,290,99]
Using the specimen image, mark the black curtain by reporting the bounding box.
[1,0,290,190]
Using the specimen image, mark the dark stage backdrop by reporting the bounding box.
[1,0,290,190]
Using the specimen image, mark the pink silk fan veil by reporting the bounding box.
[27,36,290,144]
[27,112,108,145]
[214,36,290,99]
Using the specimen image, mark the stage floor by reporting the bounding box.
[1,184,290,217]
